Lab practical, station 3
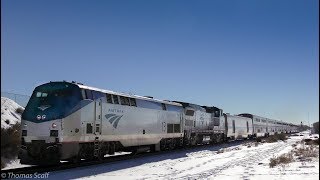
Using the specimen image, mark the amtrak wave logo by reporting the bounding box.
[105,114,123,128]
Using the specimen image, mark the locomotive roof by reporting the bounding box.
[72,82,183,107]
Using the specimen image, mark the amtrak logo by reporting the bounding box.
[37,105,51,111]
[105,114,123,128]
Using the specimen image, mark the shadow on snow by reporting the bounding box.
[49,140,246,179]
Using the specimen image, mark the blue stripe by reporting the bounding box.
[112,115,123,128]
[109,115,119,124]
[105,113,116,119]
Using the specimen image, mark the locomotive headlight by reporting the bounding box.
[52,123,57,128]
[23,123,27,127]
[36,115,41,120]
[42,115,46,119]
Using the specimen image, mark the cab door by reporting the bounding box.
[94,98,103,135]
[184,108,195,130]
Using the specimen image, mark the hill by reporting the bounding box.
[1,97,24,129]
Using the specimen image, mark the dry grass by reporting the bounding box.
[1,123,21,169]
[305,139,319,145]
[270,140,319,168]
[269,152,294,168]
[293,145,318,158]
[1,123,21,160]
[265,133,287,143]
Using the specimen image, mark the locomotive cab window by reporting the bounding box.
[92,91,104,100]
[120,96,130,106]
[81,89,86,99]
[85,89,93,100]
[129,98,136,106]
[112,95,119,104]
[185,109,194,116]
[106,94,113,103]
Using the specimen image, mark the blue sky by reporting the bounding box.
[1,0,319,125]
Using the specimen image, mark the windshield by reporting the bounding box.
[22,82,82,122]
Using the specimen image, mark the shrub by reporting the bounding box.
[269,152,294,168]
[293,145,318,158]
[1,123,21,160]
[265,133,287,143]
[313,122,319,134]
[313,139,319,145]
[265,136,277,143]
[304,139,312,143]
[305,139,319,145]
[15,107,24,114]
[276,133,287,141]
[269,157,277,168]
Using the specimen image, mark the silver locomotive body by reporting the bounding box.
[176,102,226,145]
[19,81,184,164]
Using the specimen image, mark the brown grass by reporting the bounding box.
[270,140,319,168]
[265,133,287,143]
[269,152,294,168]
[305,139,319,145]
[293,145,318,158]
[1,123,21,159]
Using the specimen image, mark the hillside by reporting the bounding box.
[1,97,24,129]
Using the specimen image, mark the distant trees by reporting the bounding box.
[313,122,319,134]
[298,125,311,132]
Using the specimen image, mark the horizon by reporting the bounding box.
[1,0,319,125]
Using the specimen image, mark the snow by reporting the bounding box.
[1,158,32,170]
[1,97,24,129]
[45,131,318,180]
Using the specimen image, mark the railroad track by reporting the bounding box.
[1,135,290,179]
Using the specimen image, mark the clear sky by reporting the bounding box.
[1,0,319,125]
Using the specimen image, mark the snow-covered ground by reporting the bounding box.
[1,97,24,129]
[1,158,33,170]
[42,131,318,180]
[1,100,317,180]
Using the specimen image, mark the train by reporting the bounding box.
[18,81,299,164]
